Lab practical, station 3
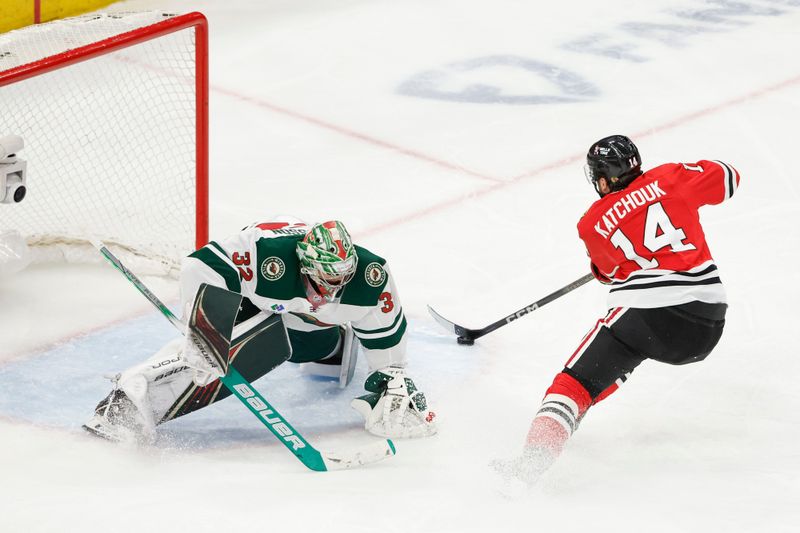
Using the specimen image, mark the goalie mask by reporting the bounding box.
[297,220,358,301]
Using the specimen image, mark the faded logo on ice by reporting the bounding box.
[398,2,795,105]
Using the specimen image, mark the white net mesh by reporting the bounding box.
[0,12,204,276]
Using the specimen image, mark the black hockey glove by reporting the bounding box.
[590,262,612,285]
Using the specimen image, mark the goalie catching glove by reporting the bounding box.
[351,366,437,439]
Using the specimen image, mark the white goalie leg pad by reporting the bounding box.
[300,332,344,380]
[181,329,224,387]
[118,373,156,439]
[301,360,341,379]
[300,325,359,388]
[85,338,198,442]
[338,323,358,389]
[128,337,200,421]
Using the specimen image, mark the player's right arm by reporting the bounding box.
[675,160,740,208]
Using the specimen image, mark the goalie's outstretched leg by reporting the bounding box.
[88,217,437,451]
[83,337,186,444]
[83,304,291,443]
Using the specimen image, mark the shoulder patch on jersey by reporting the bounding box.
[253,234,306,301]
[260,256,286,281]
[340,245,388,307]
[364,262,387,287]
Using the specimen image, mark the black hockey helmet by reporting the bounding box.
[584,135,642,196]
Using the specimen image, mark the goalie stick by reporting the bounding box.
[428,273,594,345]
[92,240,396,472]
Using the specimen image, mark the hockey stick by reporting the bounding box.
[428,273,594,345]
[92,241,396,471]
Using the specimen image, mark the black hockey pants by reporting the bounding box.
[563,301,727,400]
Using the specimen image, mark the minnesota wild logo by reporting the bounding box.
[260,256,285,281]
[364,262,386,287]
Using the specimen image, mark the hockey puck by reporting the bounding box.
[457,337,474,346]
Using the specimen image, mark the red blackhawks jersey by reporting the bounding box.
[578,160,740,309]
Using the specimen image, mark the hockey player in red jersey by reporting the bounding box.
[495,135,740,484]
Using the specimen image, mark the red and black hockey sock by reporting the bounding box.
[525,372,592,456]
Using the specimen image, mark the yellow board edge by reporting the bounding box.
[1,0,120,34]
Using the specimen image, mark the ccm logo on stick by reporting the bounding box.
[505,303,539,323]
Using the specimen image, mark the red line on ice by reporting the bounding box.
[360,74,800,237]
[8,75,799,359]
[211,85,505,184]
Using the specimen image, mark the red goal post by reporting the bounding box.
[0,12,208,275]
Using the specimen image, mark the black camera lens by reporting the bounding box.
[13,185,26,203]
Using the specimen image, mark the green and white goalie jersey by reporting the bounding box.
[178,217,408,370]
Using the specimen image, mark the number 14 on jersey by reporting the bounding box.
[610,202,696,269]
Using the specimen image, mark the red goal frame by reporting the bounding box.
[0,12,210,249]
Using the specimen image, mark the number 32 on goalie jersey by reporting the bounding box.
[232,251,253,281]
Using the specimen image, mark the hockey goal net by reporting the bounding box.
[0,11,208,276]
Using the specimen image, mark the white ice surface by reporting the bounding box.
[1,1,799,532]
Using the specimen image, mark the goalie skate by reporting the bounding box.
[82,382,151,445]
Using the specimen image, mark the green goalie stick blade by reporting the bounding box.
[91,240,396,472]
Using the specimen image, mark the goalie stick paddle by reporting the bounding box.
[92,240,396,472]
[428,273,594,345]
